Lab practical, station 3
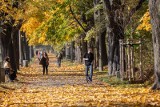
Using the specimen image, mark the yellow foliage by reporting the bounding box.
[21,17,41,37]
[57,0,64,4]
[65,35,70,41]
[137,10,151,31]
[28,35,39,45]
[38,36,46,43]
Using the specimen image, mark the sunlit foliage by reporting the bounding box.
[137,10,151,31]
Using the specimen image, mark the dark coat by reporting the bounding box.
[40,56,49,66]
[83,52,94,66]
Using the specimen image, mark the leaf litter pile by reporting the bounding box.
[0,54,160,107]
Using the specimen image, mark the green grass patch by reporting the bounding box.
[99,76,129,85]
[29,57,36,64]
[94,70,108,75]
[99,76,151,88]
[95,69,152,88]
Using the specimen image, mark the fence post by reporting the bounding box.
[139,39,143,81]
[119,39,122,79]
[119,39,124,80]
[128,39,131,81]
[131,40,135,81]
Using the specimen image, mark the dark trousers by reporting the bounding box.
[57,59,61,67]
[85,64,93,82]
[5,68,12,81]
[43,65,48,75]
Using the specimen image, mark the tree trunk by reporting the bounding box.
[99,32,103,71]
[75,37,82,63]
[93,0,99,70]
[1,26,11,60]
[29,46,34,61]
[75,45,82,63]
[70,41,75,62]
[103,0,124,75]
[0,38,2,63]
[1,24,19,77]
[95,34,99,69]
[12,30,19,70]
[101,30,108,66]
[65,45,70,59]
[81,34,87,62]
[149,0,160,90]
[23,36,30,60]
[107,16,124,75]
[9,38,17,80]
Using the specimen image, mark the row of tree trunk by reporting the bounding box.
[0,0,34,81]
[0,23,34,80]
[61,0,160,90]
[66,0,108,71]
[65,0,146,73]
[65,0,160,90]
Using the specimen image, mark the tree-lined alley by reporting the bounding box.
[1,0,160,106]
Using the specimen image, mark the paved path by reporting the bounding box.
[26,54,103,87]
[0,53,108,107]
[1,53,159,107]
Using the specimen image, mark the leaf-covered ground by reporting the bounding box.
[0,54,160,107]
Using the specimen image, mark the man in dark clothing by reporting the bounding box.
[83,48,94,82]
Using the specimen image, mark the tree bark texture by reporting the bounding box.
[94,0,103,71]
[149,0,160,90]
[103,0,146,75]
[70,41,75,62]
[101,30,108,66]
[1,24,19,80]
[81,33,87,62]
[75,45,82,63]
[11,30,19,70]
[107,14,124,75]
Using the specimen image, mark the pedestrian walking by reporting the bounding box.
[40,52,49,75]
[56,52,62,67]
[83,48,94,82]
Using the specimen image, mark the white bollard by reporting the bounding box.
[23,60,28,67]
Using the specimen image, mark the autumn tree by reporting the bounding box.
[0,0,23,76]
[22,0,94,62]
[92,0,107,71]
[103,0,146,76]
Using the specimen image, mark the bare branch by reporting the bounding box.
[103,0,111,11]
[126,0,146,24]
[69,5,87,33]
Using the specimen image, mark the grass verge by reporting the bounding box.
[98,75,151,88]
